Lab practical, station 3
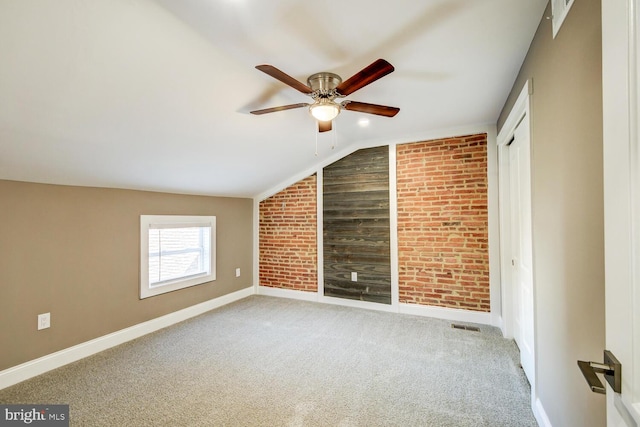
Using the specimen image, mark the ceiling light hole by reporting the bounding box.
[358,118,370,127]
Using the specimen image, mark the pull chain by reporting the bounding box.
[331,119,337,150]
[315,121,319,156]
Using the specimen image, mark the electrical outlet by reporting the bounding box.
[351,272,357,282]
[38,313,50,330]
[235,268,241,278]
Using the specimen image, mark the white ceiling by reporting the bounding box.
[0,0,546,198]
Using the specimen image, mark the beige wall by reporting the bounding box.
[498,1,605,426]
[0,180,253,371]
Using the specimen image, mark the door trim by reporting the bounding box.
[629,0,640,417]
[497,79,533,341]
[602,0,640,423]
[496,79,544,423]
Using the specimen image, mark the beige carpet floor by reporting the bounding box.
[0,296,537,426]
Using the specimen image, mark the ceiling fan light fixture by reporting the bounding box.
[250,60,399,130]
[309,100,340,122]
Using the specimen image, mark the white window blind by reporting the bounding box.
[148,225,211,286]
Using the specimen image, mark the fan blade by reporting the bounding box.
[335,59,395,96]
[250,103,309,115]
[318,120,332,132]
[343,101,400,117]
[255,65,313,94]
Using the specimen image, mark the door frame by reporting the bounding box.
[496,79,539,410]
[602,0,640,423]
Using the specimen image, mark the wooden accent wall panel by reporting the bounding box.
[259,174,317,292]
[323,146,391,304]
[396,134,490,312]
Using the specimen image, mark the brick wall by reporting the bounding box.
[396,134,490,312]
[259,135,490,311]
[259,174,317,292]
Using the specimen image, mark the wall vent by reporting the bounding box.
[451,324,481,332]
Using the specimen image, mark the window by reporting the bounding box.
[140,215,216,299]
[551,0,575,38]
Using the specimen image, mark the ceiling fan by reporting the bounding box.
[250,59,400,132]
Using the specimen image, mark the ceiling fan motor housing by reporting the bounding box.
[307,72,342,94]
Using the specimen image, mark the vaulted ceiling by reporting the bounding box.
[0,0,547,197]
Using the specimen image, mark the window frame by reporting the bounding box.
[140,215,216,299]
[551,0,575,38]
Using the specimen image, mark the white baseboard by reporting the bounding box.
[257,286,494,326]
[399,302,493,326]
[533,396,553,427]
[257,285,319,302]
[491,313,503,329]
[0,286,254,390]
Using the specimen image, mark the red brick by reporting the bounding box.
[259,175,318,292]
[397,134,490,312]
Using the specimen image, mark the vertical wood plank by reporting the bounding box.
[323,146,391,304]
